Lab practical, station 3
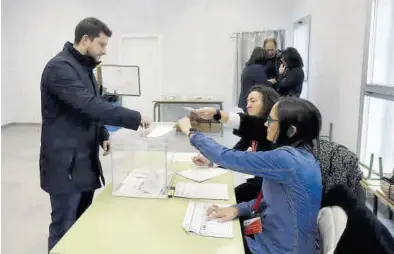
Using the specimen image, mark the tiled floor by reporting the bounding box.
[1,124,393,254]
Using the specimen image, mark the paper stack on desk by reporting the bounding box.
[183,201,233,238]
[174,182,229,200]
[177,167,228,182]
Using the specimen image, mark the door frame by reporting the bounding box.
[118,33,163,95]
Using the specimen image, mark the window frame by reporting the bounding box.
[293,15,311,99]
[357,0,394,166]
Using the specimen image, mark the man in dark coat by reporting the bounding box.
[40,17,150,251]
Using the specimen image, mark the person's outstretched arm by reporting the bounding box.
[189,132,295,182]
[44,61,141,130]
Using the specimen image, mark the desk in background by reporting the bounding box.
[50,160,244,254]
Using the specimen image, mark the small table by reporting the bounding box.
[153,97,224,136]
[50,159,244,254]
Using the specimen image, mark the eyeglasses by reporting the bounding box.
[266,115,278,126]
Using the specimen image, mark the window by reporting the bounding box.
[367,0,394,86]
[294,16,311,99]
[360,97,394,174]
[358,0,394,175]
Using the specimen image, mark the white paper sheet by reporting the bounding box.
[146,126,174,138]
[183,106,196,112]
[174,182,229,200]
[177,168,228,182]
[183,201,233,238]
[167,152,198,163]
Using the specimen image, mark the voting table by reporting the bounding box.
[50,128,244,254]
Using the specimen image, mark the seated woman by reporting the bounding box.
[178,98,322,254]
[193,85,279,203]
[268,47,305,98]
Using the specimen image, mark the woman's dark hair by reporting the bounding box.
[281,47,304,69]
[275,98,321,156]
[248,85,280,118]
[246,47,268,66]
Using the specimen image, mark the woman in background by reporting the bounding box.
[193,85,279,203]
[178,98,322,254]
[238,47,269,111]
[269,47,304,97]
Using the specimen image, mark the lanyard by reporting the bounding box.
[251,140,263,214]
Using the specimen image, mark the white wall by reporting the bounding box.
[293,0,369,152]
[1,0,294,124]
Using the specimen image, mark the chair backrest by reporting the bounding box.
[317,206,348,254]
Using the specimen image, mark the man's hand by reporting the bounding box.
[206,205,238,222]
[192,155,211,167]
[195,107,217,120]
[140,116,151,129]
[279,63,286,74]
[267,78,277,84]
[102,140,111,156]
[177,117,192,135]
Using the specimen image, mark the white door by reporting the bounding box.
[120,35,162,119]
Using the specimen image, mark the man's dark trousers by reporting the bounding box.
[48,191,94,251]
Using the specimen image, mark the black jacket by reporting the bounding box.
[276,67,304,97]
[232,115,272,152]
[322,185,394,254]
[40,42,142,194]
[238,64,268,111]
[266,50,282,79]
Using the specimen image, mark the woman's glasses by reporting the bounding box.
[266,115,278,126]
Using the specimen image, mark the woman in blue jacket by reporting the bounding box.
[178,98,322,254]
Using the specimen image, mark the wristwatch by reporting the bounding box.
[213,109,221,121]
[188,128,197,138]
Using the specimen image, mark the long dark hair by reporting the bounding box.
[246,47,268,66]
[281,47,304,69]
[275,98,321,156]
[248,85,279,118]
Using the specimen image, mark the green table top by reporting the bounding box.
[50,161,244,254]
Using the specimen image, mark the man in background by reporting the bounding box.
[264,38,282,78]
[40,17,151,251]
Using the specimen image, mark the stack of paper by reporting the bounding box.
[177,168,228,182]
[183,201,233,238]
[174,182,229,200]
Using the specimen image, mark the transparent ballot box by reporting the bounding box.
[109,122,176,199]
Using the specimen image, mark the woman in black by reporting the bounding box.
[269,47,304,97]
[238,47,270,111]
[193,85,279,203]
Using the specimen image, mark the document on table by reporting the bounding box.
[183,201,233,238]
[177,167,228,182]
[174,182,229,200]
[146,125,174,138]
